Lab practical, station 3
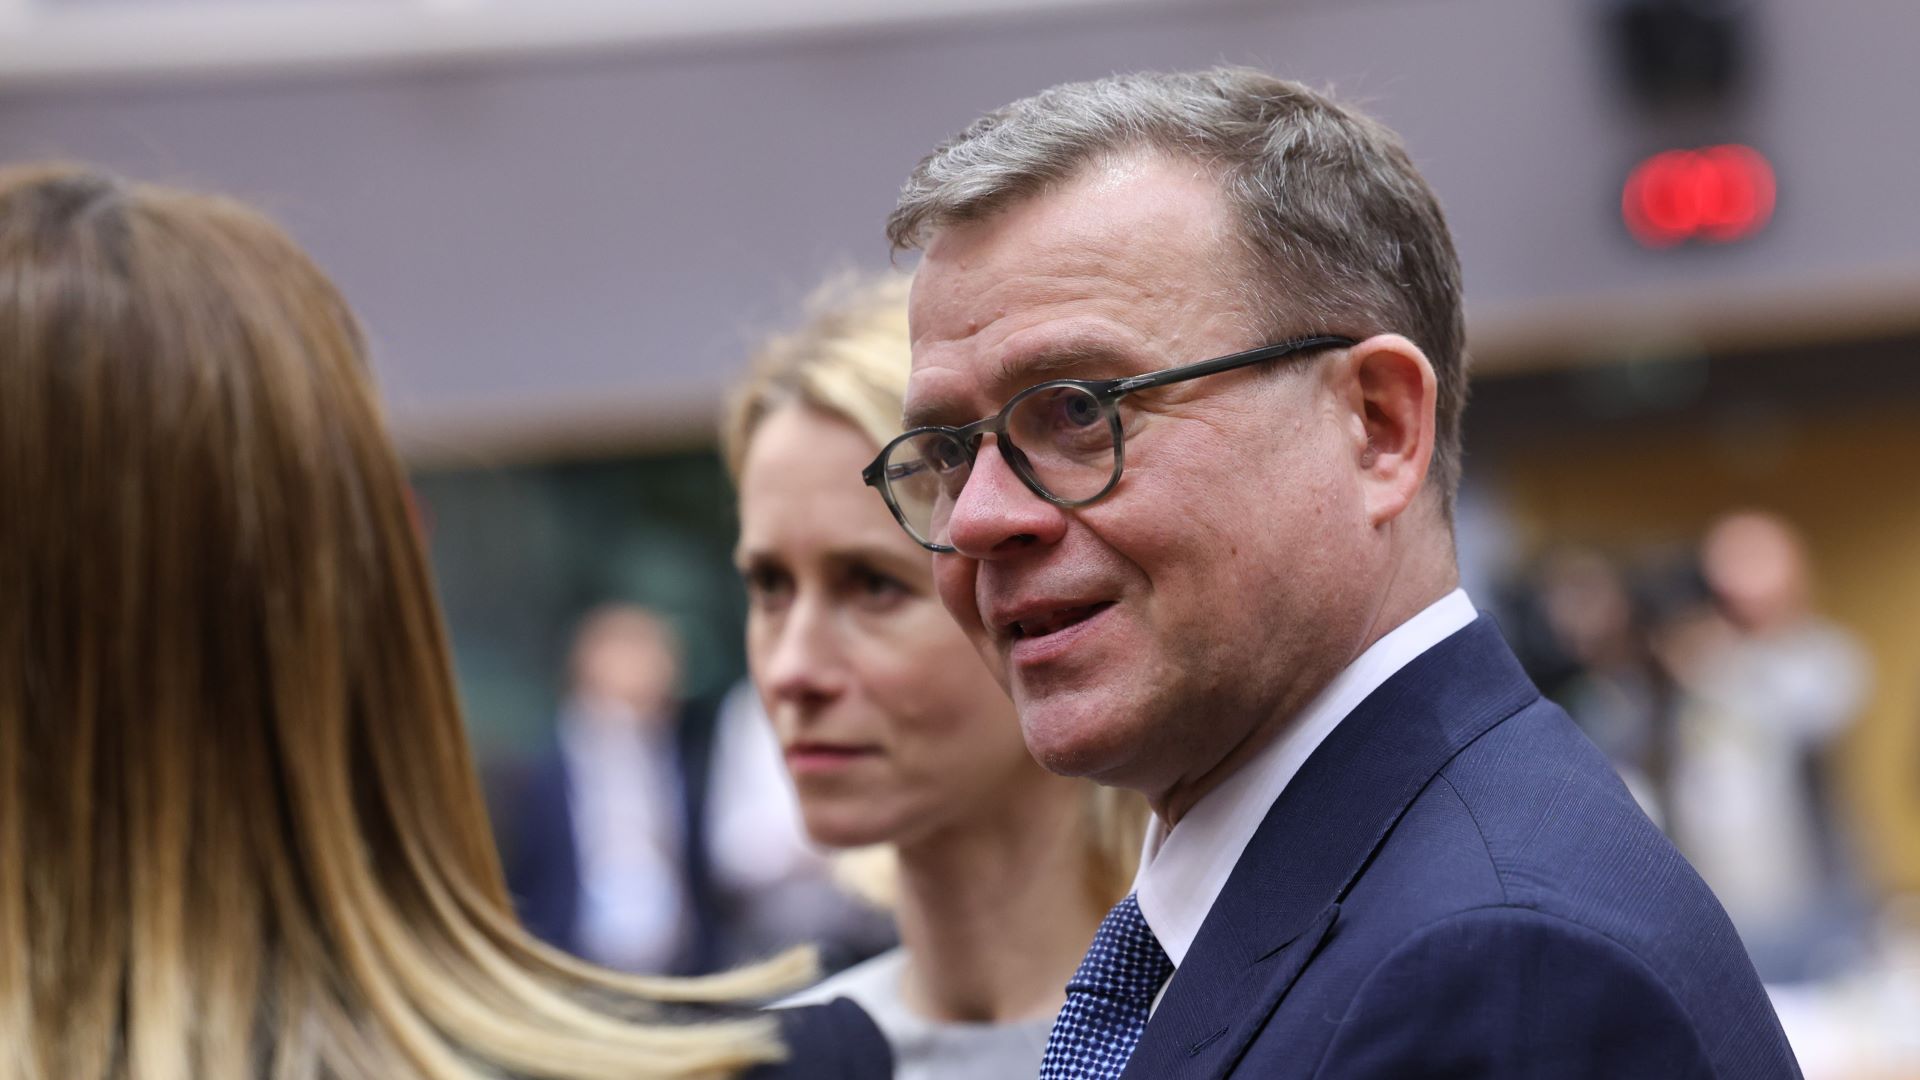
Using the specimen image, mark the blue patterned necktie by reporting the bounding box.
[1038,892,1174,1080]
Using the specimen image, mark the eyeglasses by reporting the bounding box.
[862,335,1355,552]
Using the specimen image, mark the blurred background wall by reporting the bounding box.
[5,0,1917,1068]
[6,0,1915,450]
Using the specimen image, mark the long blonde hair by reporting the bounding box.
[0,165,801,1080]
[724,272,1147,908]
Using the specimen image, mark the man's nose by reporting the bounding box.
[945,439,1069,558]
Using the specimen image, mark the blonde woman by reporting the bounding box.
[725,275,1145,1079]
[0,165,889,1080]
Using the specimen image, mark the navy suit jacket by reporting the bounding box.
[1122,616,1801,1079]
[745,999,893,1080]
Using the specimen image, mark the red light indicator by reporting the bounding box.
[1622,144,1776,248]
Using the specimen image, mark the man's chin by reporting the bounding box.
[1017,700,1139,782]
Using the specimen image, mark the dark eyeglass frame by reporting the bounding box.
[862,334,1357,552]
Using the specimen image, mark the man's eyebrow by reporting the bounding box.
[904,339,1131,430]
[902,392,963,432]
[991,337,1138,389]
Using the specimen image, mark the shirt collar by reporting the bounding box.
[1133,588,1477,967]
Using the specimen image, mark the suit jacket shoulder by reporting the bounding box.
[1313,903,1715,1078]
[1430,698,1795,1074]
[1122,617,1800,1080]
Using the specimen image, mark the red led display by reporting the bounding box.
[1622,144,1776,248]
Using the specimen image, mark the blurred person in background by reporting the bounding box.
[1661,509,1872,982]
[504,604,703,975]
[0,164,889,1080]
[1501,546,1675,822]
[725,274,1145,1079]
[502,607,891,978]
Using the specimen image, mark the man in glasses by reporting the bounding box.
[874,69,1797,1079]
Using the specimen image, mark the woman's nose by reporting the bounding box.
[761,597,850,710]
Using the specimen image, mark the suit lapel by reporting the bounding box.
[1120,617,1540,1079]
[1120,903,1340,1078]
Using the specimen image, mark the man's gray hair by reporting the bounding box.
[888,67,1468,507]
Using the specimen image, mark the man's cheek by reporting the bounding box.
[931,555,983,632]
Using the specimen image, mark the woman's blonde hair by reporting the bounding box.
[724,272,1147,909]
[722,273,914,479]
[0,165,803,1080]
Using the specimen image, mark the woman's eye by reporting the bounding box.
[847,565,909,607]
[743,565,793,608]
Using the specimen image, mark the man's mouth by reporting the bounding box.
[1007,601,1116,640]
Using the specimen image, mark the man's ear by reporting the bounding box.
[1343,334,1437,528]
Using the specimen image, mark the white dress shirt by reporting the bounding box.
[1133,589,1478,978]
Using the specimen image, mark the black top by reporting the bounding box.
[745,999,892,1080]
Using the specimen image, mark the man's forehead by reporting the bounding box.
[909,270,1127,354]
[900,153,1242,421]
[908,237,1128,344]
[916,155,1227,299]
[903,300,1208,432]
